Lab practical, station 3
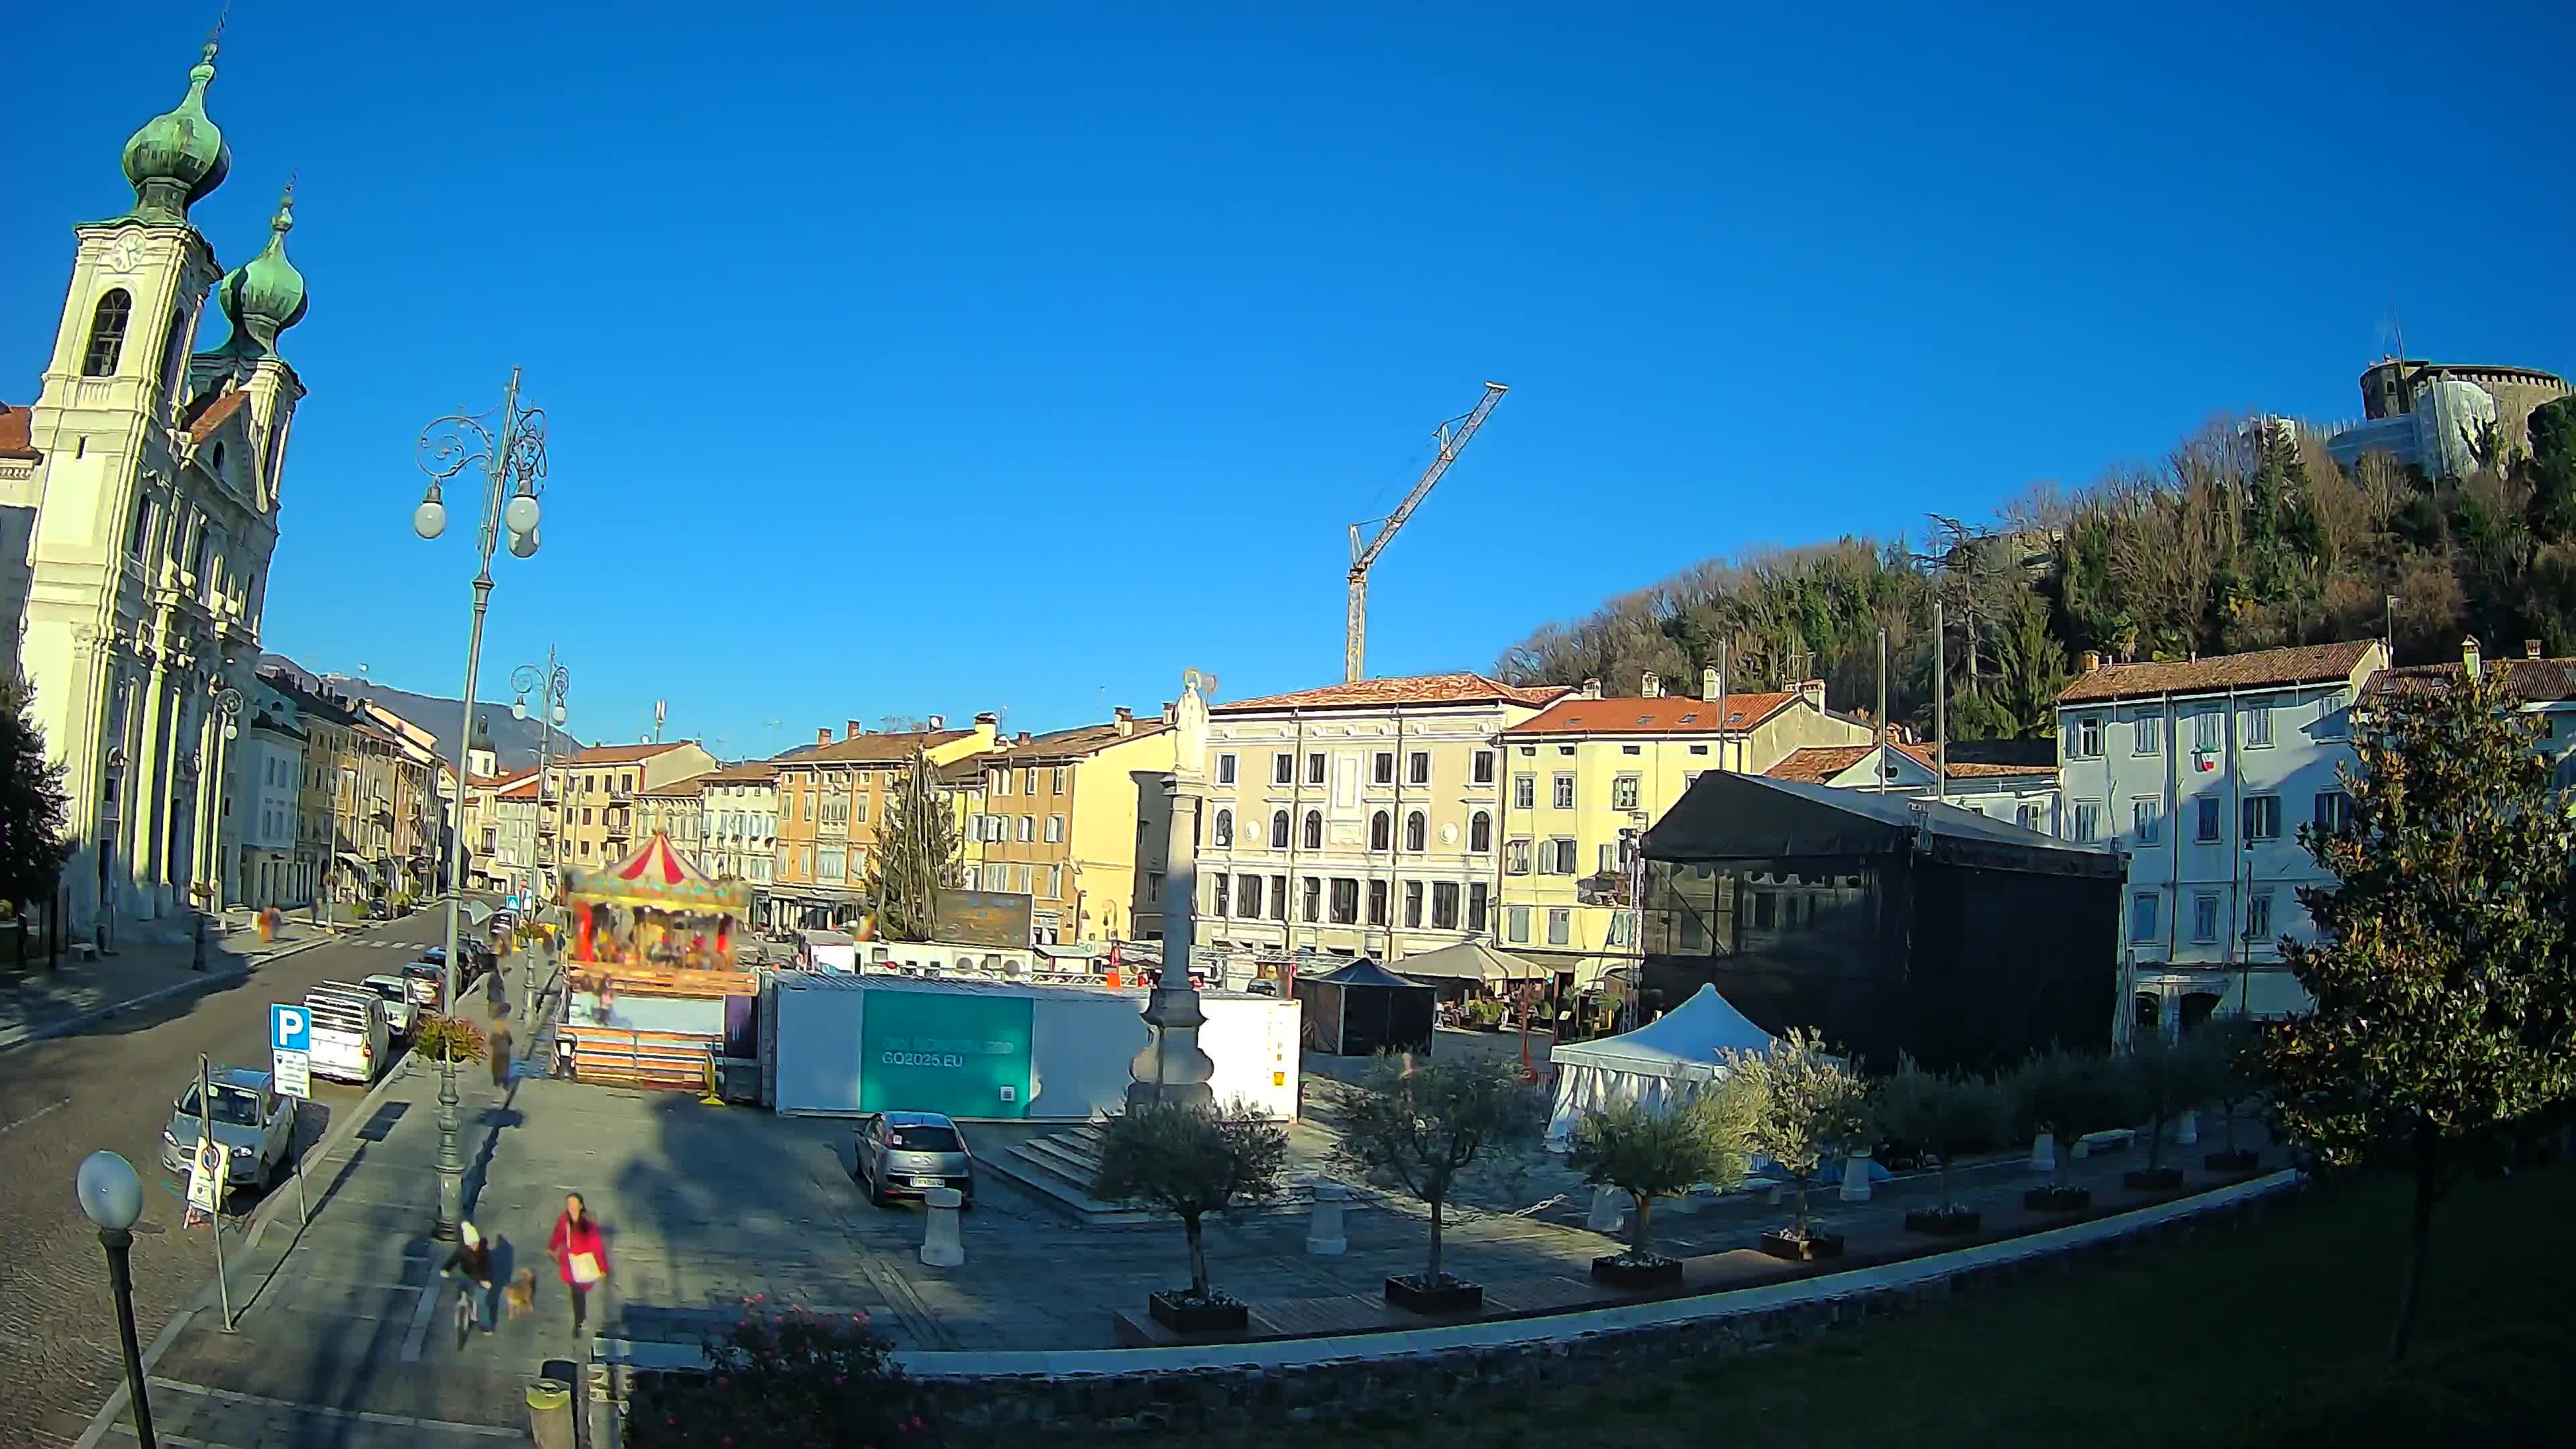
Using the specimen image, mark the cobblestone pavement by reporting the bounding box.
[0,910,455,1449]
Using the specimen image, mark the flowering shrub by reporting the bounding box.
[627,1300,926,1448]
[412,1014,487,1066]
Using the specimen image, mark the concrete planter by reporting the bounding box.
[1903,1206,1983,1236]
[1147,1291,1248,1334]
[2024,1186,2093,1212]
[2204,1148,2262,1173]
[1590,1254,1684,1289]
[1383,1274,1484,1315]
[1758,1229,1845,1262]
[2123,1166,2186,1191]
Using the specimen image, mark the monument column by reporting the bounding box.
[129,627,174,921]
[1127,669,1218,1114]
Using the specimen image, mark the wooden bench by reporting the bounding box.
[2073,1128,2136,1158]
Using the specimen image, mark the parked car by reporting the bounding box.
[305,983,392,1084]
[160,1066,295,1201]
[402,957,446,1012]
[852,1111,975,1209]
[360,974,417,1038]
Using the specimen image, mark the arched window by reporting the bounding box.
[158,306,190,405]
[83,289,133,376]
[1269,810,1290,849]
[1302,810,1323,850]
[1370,810,1390,851]
[1470,810,1493,853]
[1212,808,1233,849]
[1405,810,1428,853]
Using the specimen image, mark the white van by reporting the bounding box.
[305,983,392,1085]
[796,929,858,973]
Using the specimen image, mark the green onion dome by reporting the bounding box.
[217,183,307,353]
[119,40,232,224]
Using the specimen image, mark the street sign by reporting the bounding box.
[272,1049,311,1100]
[271,1004,311,1054]
[186,1141,224,1214]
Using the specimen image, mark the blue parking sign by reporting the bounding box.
[272,1003,310,1054]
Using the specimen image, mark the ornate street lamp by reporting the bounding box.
[511,651,570,1011]
[413,368,548,1240]
[76,1151,156,1449]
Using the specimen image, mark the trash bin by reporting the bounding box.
[527,1377,573,1449]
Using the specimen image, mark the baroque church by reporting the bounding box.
[0,35,309,940]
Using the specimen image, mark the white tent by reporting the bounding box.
[1546,983,1779,1144]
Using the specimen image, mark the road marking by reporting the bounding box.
[0,1097,70,1136]
[145,1378,521,1436]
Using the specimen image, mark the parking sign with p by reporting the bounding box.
[272,1004,310,1054]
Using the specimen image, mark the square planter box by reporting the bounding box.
[2123,1166,2186,1191]
[1758,1229,1845,1262]
[1383,1274,1483,1315]
[1904,1207,1983,1236]
[2204,1148,2262,1173]
[1147,1291,1248,1335]
[2024,1186,2093,1212]
[1590,1254,1684,1289]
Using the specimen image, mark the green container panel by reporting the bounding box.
[857,990,1035,1120]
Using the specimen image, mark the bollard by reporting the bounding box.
[2029,1132,2055,1173]
[2176,1110,2199,1146]
[1839,1148,1873,1203]
[919,1187,965,1267]
[527,1377,574,1449]
[1305,1181,1348,1255]
[1586,1185,1625,1233]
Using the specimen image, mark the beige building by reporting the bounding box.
[770,720,996,929]
[1187,673,1568,961]
[637,773,709,865]
[697,760,780,885]
[966,708,1175,945]
[1495,669,1869,989]
[543,741,718,874]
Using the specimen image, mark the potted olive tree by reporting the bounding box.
[1876,1056,2006,1235]
[2124,1028,2223,1191]
[1334,1052,1548,1314]
[1725,1030,1874,1260]
[1092,1102,1290,1334]
[1570,1084,1756,1289]
[2011,1048,2142,1212]
[2200,1017,2267,1172]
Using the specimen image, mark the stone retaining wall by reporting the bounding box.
[601,1173,2302,1435]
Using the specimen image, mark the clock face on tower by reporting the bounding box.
[105,235,144,274]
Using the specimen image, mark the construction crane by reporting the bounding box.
[1344,381,1509,682]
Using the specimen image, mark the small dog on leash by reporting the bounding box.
[504,1269,537,1320]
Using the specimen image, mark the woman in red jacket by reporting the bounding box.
[546,1192,610,1336]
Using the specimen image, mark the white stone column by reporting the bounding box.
[2028,1132,2055,1173]
[129,652,173,922]
[1305,1181,1348,1254]
[1587,1185,1626,1232]
[1839,1148,1874,1203]
[919,1187,965,1267]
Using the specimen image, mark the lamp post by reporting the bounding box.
[75,1151,156,1449]
[512,651,568,1014]
[413,368,549,1240]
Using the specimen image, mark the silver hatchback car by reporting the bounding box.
[853,1111,975,1208]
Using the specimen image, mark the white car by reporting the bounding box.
[361,975,417,1038]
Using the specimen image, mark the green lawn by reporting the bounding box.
[999,1165,2576,1448]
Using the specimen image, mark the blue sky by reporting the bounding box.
[7,2,2569,759]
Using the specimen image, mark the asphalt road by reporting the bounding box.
[0,908,484,1448]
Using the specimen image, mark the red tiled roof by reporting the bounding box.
[1766,742,2056,786]
[1214,673,1568,714]
[0,402,38,461]
[2057,641,2380,704]
[778,729,971,767]
[637,771,712,797]
[1503,691,1800,737]
[987,720,1171,761]
[2368,655,2576,704]
[498,777,541,800]
[704,760,782,784]
[184,389,251,443]
[566,741,698,765]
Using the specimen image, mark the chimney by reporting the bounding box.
[816,727,832,747]
[1701,665,1720,700]
[2463,636,2482,680]
[1579,678,1602,700]
[2526,640,2542,661]
[1800,678,1825,710]
[973,711,998,725]
[1641,671,1662,698]
[1114,706,1135,735]
[845,719,863,741]
[926,714,945,730]
[1016,731,1032,745]
[2081,650,2102,674]
[1161,700,1176,726]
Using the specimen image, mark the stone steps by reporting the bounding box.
[975,1120,1332,1226]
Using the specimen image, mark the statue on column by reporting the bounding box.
[1128,667,1217,1114]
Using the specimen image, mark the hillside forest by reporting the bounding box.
[1491,398,2576,741]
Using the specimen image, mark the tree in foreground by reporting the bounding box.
[1875,1055,2006,1224]
[1569,1085,1756,1266]
[2267,660,2576,1362]
[0,676,72,916]
[1092,1102,1290,1306]
[1333,1052,1548,1291]
[861,745,959,942]
[2128,1028,2226,1175]
[2199,1016,2267,1166]
[2009,1047,2143,1197]
[1723,1029,1876,1244]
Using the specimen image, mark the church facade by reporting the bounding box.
[0,36,311,939]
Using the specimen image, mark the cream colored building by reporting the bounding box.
[543,741,718,874]
[2,38,309,936]
[965,708,1175,944]
[637,773,709,864]
[1494,669,1870,989]
[1188,673,1568,961]
[697,761,780,885]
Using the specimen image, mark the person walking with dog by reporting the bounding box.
[546,1192,610,1337]
[441,1222,494,1348]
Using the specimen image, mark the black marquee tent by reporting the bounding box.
[1638,772,2124,1075]
[1295,958,1436,1057]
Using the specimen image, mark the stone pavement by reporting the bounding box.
[0,914,329,1055]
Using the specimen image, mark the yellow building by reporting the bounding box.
[770,718,996,930]
[1494,670,1867,989]
[965,707,1175,944]
[543,741,719,875]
